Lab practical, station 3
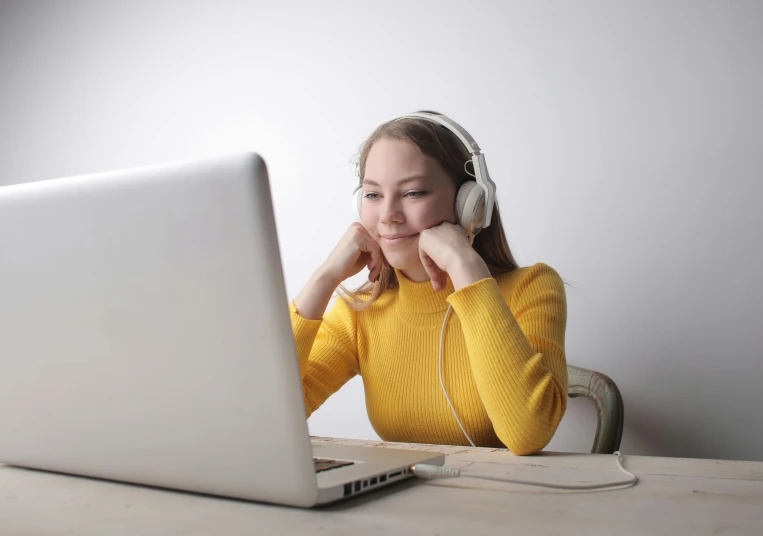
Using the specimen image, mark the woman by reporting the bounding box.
[290,111,567,455]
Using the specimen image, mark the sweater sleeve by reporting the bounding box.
[289,297,360,418]
[446,263,568,455]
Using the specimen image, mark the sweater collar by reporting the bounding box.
[394,269,455,327]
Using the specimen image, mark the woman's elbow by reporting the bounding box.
[504,434,552,456]
[500,390,567,455]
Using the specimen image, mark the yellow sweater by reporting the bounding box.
[289,262,568,455]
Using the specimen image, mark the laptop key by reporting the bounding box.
[313,457,355,473]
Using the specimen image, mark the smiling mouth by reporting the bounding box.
[380,234,418,245]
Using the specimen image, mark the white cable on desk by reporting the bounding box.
[412,451,639,491]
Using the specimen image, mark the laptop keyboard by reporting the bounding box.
[314,457,355,473]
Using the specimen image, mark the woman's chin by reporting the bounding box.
[384,255,421,274]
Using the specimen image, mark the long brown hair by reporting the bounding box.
[338,111,519,310]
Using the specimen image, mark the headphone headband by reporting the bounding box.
[392,112,482,155]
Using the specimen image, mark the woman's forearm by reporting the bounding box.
[292,267,339,320]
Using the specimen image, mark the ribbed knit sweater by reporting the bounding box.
[289,262,568,455]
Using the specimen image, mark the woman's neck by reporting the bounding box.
[398,265,429,283]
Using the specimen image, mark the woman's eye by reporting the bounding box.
[363,192,379,200]
[405,191,427,198]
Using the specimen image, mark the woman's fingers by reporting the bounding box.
[419,236,450,291]
[352,223,390,283]
[358,232,383,282]
[433,267,446,292]
[367,256,380,282]
[419,250,442,291]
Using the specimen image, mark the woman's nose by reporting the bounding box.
[380,197,404,224]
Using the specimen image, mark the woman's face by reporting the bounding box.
[360,137,457,282]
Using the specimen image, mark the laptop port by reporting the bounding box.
[363,480,368,488]
[370,477,378,485]
[389,471,402,478]
[344,483,352,496]
[354,481,361,492]
[380,475,387,483]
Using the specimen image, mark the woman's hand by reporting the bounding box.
[320,222,388,286]
[294,223,387,320]
[418,222,492,291]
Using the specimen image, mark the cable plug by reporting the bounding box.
[410,464,462,479]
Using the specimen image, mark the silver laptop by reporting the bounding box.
[0,152,444,508]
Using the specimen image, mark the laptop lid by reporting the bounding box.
[0,153,321,507]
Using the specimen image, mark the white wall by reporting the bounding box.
[1,0,761,461]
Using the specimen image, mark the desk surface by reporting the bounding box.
[2,437,762,535]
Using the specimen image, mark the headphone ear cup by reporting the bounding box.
[352,186,363,222]
[455,181,486,236]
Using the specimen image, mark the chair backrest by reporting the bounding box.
[567,365,624,454]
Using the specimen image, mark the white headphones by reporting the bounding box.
[352,112,497,239]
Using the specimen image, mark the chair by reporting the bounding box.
[567,365,624,454]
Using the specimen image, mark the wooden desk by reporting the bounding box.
[1,437,762,535]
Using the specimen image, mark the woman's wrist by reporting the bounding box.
[448,251,492,291]
[314,263,342,289]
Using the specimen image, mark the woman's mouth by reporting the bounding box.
[380,233,418,245]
